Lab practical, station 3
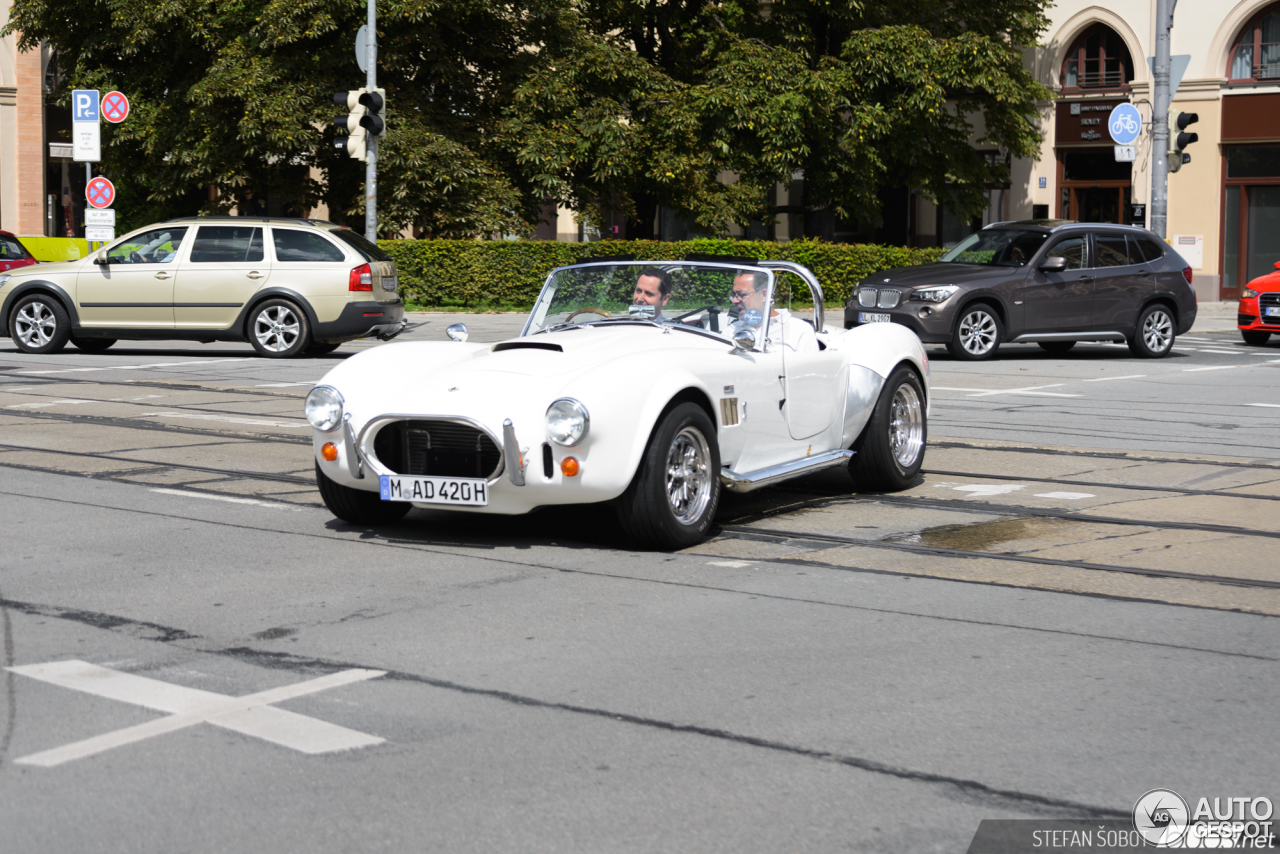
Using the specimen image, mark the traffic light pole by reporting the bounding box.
[365,0,377,242]
[1150,0,1173,238]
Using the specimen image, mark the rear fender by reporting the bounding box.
[831,323,930,414]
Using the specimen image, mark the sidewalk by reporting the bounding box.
[1190,301,1238,333]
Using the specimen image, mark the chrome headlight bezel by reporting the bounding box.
[546,398,590,446]
[910,285,960,304]
[305,385,345,432]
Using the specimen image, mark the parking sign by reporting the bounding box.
[72,89,100,122]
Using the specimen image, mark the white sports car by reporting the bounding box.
[305,258,929,549]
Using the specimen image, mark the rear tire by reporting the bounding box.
[248,298,310,358]
[71,336,117,353]
[616,402,721,550]
[946,304,1002,360]
[1241,330,1271,346]
[1128,304,1175,358]
[9,294,71,354]
[1038,341,1076,354]
[315,462,411,525]
[849,365,927,492]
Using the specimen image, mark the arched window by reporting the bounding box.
[1060,25,1134,91]
[1228,3,1280,81]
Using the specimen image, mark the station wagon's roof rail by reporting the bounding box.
[161,215,341,227]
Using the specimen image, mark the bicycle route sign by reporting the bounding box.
[1108,103,1142,146]
[86,176,115,209]
[102,90,129,123]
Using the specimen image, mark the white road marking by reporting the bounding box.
[140,411,309,429]
[1083,374,1146,382]
[1183,364,1246,372]
[930,387,989,392]
[150,488,303,510]
[1034,491,1095,500]
[935,483,1027,497]
[6,660,385,766]
[1196,349,1246,355]
[707,560,753,568]
[255,381,318,388]
[6,398,96,409]
[18,358,257,375]
[1244,403,1280,408]
[2,387,34,391]
[965,384,1080,398]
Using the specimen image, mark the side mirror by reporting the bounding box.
[732,328,756,352]
[446,323,468,342]
[93,250,109,265]
[1039,256,1068,274]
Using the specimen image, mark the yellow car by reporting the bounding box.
[0,217,405,357]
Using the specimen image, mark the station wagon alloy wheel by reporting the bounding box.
[9,294,70,354]
[666,426,713,525]
[249,299,310,358]
[889,382,925,468]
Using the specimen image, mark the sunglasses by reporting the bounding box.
[730,289,754,301]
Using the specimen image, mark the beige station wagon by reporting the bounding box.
[0,216,405,358]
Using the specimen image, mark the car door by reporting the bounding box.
[76,226,189,328]
[173,225,270,328]
[1091,232,1147,330]
[1018,234,1093,330]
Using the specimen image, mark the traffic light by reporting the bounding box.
[357,88,386,138]
[333,89,367,161]
[1168,110,1199,173]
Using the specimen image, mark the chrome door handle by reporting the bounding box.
[247,271,265,279]
[154,272,171,279]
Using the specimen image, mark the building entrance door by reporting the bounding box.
[1222,146,1280,301]
[1072,186,1131,224]
[1057,149,1132,225]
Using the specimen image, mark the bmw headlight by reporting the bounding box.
[546,398,589,446]
[1241,288,1259,299]
[304,385,345,432]
[910,285,959,304]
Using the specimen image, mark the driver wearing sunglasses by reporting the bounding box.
[727,270,818,354]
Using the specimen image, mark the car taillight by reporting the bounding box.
[349,263,372,292]
[1182,266,1193,286]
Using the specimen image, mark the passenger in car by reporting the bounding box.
[729,270,818,353]
[631,268,673,317]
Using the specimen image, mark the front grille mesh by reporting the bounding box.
[1260,294,1280,326]
[877,288,901,309]
[858,288,877,307]
[372,419,501,479]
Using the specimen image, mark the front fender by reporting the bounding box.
[0,280,81,328]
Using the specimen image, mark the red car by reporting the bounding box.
[1239,261,1280,345]
[0,230,38,272]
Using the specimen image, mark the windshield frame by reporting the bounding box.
[520,260,777,345]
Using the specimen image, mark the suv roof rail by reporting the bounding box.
[162,215,340,227]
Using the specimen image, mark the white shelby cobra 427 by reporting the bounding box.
[305,259,929,550]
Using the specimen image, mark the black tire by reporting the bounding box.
[71,336,117,353]
[1038,341,1076,354]
[849,365,927,492]
[1128,303,1176,358]
[946,304,1002,360]
[616,402,721,550]
[247,298,310,358]
[306,341,343,356]
[9,294,71,354]
[315,462,411,525]
[1241,330,1271,346]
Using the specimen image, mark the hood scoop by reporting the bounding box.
[491,341,563,353]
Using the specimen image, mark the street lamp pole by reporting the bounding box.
[365,0,377,242]
[1150,0,1173,238]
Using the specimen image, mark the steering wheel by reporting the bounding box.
[565,308,611,322]
[127,251,145,264]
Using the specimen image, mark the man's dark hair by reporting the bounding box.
[638,267,673,297]
[735,270,769,293]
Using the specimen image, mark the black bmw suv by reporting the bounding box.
[844,221,1198,360]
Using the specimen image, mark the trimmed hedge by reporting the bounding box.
[377,238,946,308]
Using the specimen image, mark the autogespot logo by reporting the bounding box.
[1134,788,1191,846]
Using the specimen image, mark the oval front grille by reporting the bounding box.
[372,419,502,479]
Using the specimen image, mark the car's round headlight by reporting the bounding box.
[305,386,345,432]
[546,398,589,446]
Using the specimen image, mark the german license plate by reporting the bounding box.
[859,312,891,323]
[379,475,488,505]
[1264,306,1280,317]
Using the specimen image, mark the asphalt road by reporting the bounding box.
[1,314,1277,853]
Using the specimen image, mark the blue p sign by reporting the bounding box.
[72,89,100,122]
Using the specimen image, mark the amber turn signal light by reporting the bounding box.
[321,442,338,462]
[560,456,580,477]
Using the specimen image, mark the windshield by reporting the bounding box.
[329,227,390,262]
[524,262,773,347]
[938,229,1051,267]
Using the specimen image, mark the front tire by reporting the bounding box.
[315,462,411,525]
[617,402,721,550]
[1241,330,1271,346]
[1128,304,1175,357]
[9,294,71,354]
[947,304,1002,360]
[71,336,117,353]
[248,299,310,358]
[849,365,927,492]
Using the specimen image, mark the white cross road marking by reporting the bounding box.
[965,384,1082,398]
[140,411,310,429]
[934,483,1027,497]
[18,358,258,375]
[150,488,304,510]
[1034,492,1096,500]
[1083,374,1146,382]
[6,660,386,767]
